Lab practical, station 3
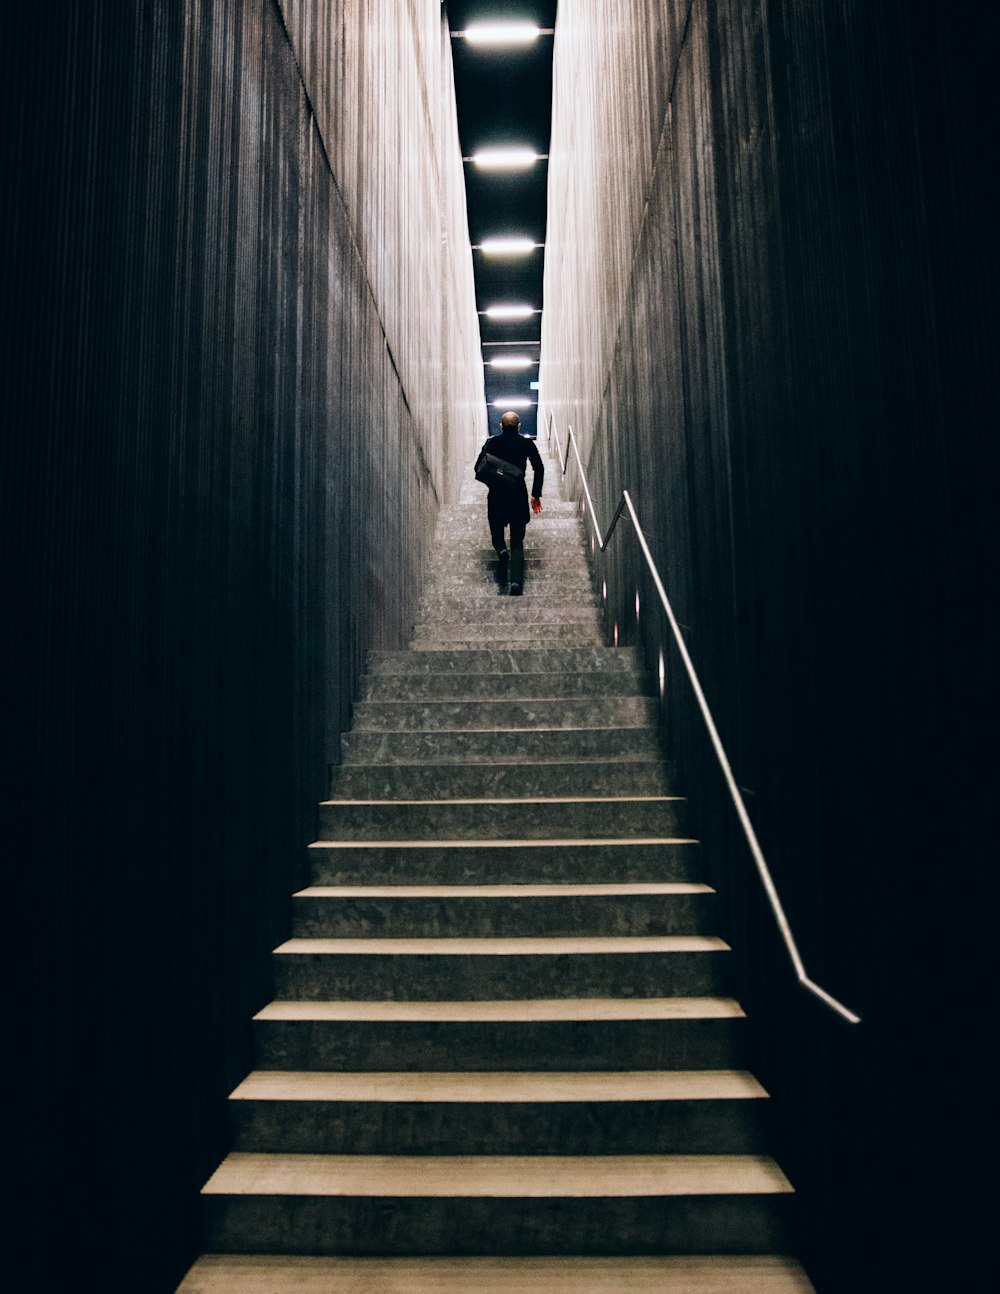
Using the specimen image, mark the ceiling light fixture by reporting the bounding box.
[488,356,535,369]
[464,23,541,46]
[492,397,534,409]
[471,148,540,170]
[483,304,537,320]
[479,237,538,256]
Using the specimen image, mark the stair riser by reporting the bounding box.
[340,729,663,765]
[429,552,588,570]
[425,584,595,602]
[432,547,589,566]
[435,538,586,555]
[272,949,728,1000]
[360,674,653,701]
[202,1194,790,1256]
[418,598,599,619]
[254,1017,746,1072]
[308,842,701,886]
[230,1099,768,1156]
[439,502,580,517]
[330,762,673,800]
[366,647,641,675]
[291,894,714,939]
[424,571,593,591]
[318,800,687,841]
[437,518,585,534]
[411,626,603,647]
[436,503,581,516]
[349,699,654,733]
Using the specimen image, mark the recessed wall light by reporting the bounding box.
[471,148,540,170]
[479,237,538,256]
[492,398,534,409]
[488,356,535,369]
[464,23,541,46]
[483,305,537,319]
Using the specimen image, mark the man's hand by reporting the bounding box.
[530,496,543,514]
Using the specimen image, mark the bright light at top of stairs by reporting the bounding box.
[492,397,533,408]
[480,238,538,256]
[489,356,535,369]
[463,23,541,45]
[483,304,537,319]
[472,148,541,169]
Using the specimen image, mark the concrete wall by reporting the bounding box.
[1,1,482,1285]
[541,2,995,1286]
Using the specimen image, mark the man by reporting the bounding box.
[475,410,544,594]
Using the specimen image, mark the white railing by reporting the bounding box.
[546,412,861,1025]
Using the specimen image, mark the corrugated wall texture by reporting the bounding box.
[0,1,482,1287]
[541,1,995,1287]
[280,0,483,503]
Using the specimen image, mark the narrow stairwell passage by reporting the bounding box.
[180,445,813,1291]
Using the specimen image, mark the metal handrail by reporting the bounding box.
[545,411,861,1025]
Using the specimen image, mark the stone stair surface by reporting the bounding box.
[181,444,812,1290]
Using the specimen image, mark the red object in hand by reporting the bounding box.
[531,497,543,514]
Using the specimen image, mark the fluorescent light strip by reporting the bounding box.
[464,23,541,46]
[488,356,535,369]
[482,305,537,320]
[492,398,534,409]
[470,148,541,170]
[478,237,538,256]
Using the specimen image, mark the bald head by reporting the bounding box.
[500,411,521,433]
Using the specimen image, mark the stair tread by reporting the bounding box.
[368,648,639,666]
[231,1070,767,1102]
[255,997,745,1022]
[345,723,659,733]
[202,1152,793,1197]
[179,1253,814,1292]
[363,685,649,696]
[309,837,699,850]
[334,758,666,770]
[275,936,729,955]
[320,796,685,807]
[295,883,712,898]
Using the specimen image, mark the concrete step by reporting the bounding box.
[179,1253,815,1293]
[421,588,596,608]
[432,549,588,568]
[317,797,688,842]
[431,550,589,571]
[415,605,601,629]
[349,697,656,732]
[439,501,581,519]
[436,537,586,555]
[291,883,715,938]
[253,997,747,1072]
[419,590,598,613]
[340,727,664,765]
[411,625,603,648]
[200,1152,792,1255]
[366,647,642,676]
[227,1069,769,1155]
[359,671,653,701]
[329,759,672,800]
[307,838,701,886]
[424,568,593,591]
[271,934,730,1000]
[439,514,585,532]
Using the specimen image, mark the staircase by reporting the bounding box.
[180,445,813,1291]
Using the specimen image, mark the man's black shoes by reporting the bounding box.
[509,581,523,596]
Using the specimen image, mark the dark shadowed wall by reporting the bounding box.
[542,2,995,1287]
[1,2,482,1287]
